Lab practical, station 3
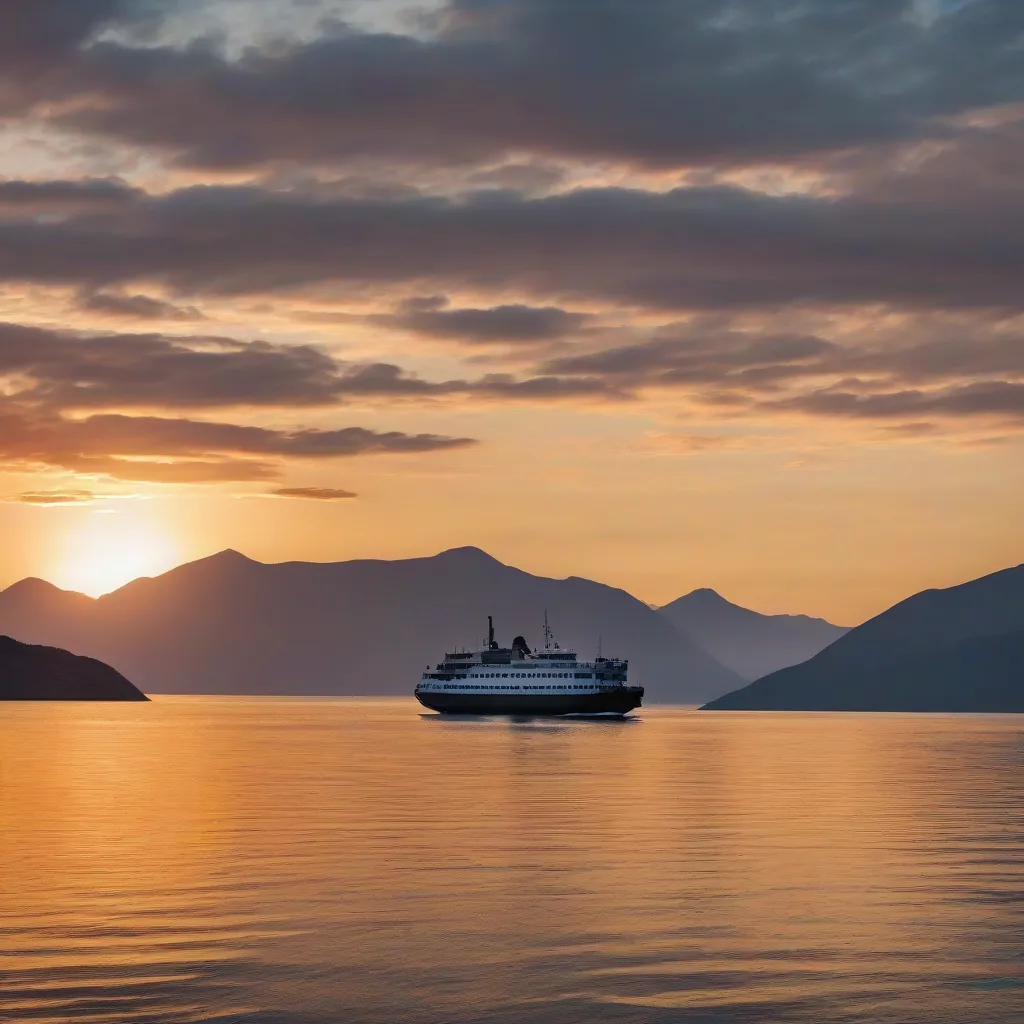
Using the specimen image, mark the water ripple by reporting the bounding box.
[2,699,1023,1023]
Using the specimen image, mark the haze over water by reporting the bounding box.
[2,699,1022,1023]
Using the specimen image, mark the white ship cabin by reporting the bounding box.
[418,615,628,693]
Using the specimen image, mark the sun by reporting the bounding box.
[53,512,182,597]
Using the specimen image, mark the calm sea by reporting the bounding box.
[1,698,1022,1023]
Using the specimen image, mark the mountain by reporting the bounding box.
[0,547,742,704]
[702,564,1024,711]
[0,635,147,701]
[657,588,848,680]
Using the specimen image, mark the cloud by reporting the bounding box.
[0,177,142,214]
[2,178,1024,313]
[270,486,358,500]
[12,488,97,505]
[0,1,143,70]
[10,1,1024,173]
[0,322,349,409]
[542,330,839,384]
[0,0,1022,458]
[0,405,476,483]
[530,316,1024,428]
[520,315,1024,432]
[0,321,620,411]
[386,297,588,343]
[768,380,1024,420]
[80,291,204,320]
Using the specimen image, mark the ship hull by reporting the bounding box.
[416,687,643,717]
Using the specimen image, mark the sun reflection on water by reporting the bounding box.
[0,701,1022,1023]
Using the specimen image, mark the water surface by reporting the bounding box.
[1,698,1022,1023]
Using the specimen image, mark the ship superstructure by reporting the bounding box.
[415,615,643,716]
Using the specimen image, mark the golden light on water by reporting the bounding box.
[2,703,1022,1022]
[52,509,181,597]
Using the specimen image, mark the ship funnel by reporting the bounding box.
[488,615,497,650]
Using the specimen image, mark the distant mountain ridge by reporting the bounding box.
[0,546,743,704]
[658,588,848,680]
[703,563,1024,711]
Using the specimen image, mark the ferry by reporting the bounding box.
[415,615,643,716]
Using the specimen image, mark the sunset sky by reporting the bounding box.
[1,0,1022,622]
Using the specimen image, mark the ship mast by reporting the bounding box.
[543,609,559,651]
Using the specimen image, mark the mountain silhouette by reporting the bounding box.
[0,547,742,703]
[702,564,1024,711]
[0,635,147,701]
[658,588,848,680]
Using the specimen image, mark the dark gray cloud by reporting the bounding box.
[0,177,141,213]
[543,322,1024,389]
[10,1,1024,171]
[1,0,1022,445]
[270,486,358,500]
[79,291,203,320]
[0,0,168,114]
[0,321,619,410]
[542,331,839,385]
[2,180,1024,312]
[387,297,588,343]
[769,381,1024,421]
[0,1,139,67]
[532,318,1024,424]
[0,322,348,409]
